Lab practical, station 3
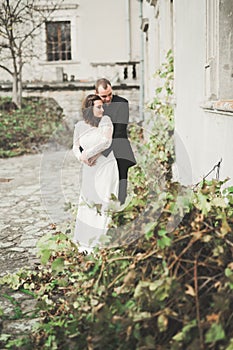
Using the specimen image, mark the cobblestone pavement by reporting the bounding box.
[0,149,81,277]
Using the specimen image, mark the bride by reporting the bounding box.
[72,94,119,253]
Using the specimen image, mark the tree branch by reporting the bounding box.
[0,64,13,76]
[194,255,204,350]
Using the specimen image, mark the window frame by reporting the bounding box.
[205,0,233,102]
[46,21,72,62]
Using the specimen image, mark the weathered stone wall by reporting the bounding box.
[0,86,140,130]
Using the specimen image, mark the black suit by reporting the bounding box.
[103,95,136,204]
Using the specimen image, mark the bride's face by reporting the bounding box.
[93,100,104,118]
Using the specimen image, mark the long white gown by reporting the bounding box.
[72,115,119,251]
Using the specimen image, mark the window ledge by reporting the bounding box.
[201,100,233,115]
[39,60,80,66]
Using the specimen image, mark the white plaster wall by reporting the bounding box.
[202,111,233,186]
[173,0,206,185]
[159,0,173,61]
[72,0,140,80]
[142,0,174,104]
[174,0,233,186]
[142,2,158,104]
[130,0,141,62]
[79,0,127,63]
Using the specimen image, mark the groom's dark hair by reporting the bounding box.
[95,78,111,92]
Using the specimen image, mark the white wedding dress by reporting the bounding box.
[73,115,119,252]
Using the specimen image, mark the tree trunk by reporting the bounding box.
[18,78,22,109]
[18,53,23,109]
[12,72,22,109]
[12,73,19,107]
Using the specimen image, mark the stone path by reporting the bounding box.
[0,149,81,277]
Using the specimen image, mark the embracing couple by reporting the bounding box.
[72,78,136,253]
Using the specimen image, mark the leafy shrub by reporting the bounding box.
[0,96,64,158]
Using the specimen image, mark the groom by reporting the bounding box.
[95,78,136,204]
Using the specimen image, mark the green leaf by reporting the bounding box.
[157,230,172,248]
[205,323,225,343]
[225,268,233,278]
[133,311,152,322]
[172,320,197,342]
[0,334,11,342]
[195,193,211,215]
[134,281,150,298]
[51,258,65,274]
[157,314,168,332]
[144,222,157,239]
[226,186,233,193]
[212,197,227,208]
[226,339,233,350]
[0,273,21,290]
[40,249,51,265]
[156,87,163,94]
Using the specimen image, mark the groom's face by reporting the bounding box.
[97,84,113,104]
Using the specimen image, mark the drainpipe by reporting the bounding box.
[139,0,145,121]
[126,0,131,62]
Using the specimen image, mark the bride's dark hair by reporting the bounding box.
[82,94,103,127]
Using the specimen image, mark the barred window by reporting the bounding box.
[205,0,233,100]
[46,21,71,61]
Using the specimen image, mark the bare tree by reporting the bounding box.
[0,0,64,108]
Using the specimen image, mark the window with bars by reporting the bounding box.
[205,0,233,100]
[46,21,72,61]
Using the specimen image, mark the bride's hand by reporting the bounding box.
[80,152,99,166]
[80,152,89,165]
[88,154,100,166]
